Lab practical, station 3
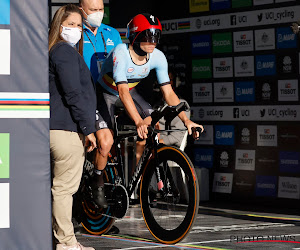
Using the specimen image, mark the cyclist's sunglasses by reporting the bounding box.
[140,29,161,43]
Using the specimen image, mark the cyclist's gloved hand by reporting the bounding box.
[184,120,204,140]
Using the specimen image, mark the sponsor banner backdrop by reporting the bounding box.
[189,0,209,13]
[278,80,298,102]
[193,83,213,103]
[192,59,212,79]
[0,30,10,75]
[194,148,214,168]
[214,82,234,102]
[278,176,300,199]
[213,173,233,193]
[0,0,51,249]
[210,0,230,11]
[162,6,300,34]
[191,105,300,121]
[235,81,255,102]
[233,30,254,52]
[276,27,297,49]
[255,175,277,197]
[232,172,255,196]
[255,28,275,51]
[191,34,211,55]
[0,183,9,228]
[194,125,214,145]
[212,32,232,54]
[236,125,257,147]
[234,57,255,77]
[279,151,300,173]
[214,148,235,170]
[214,125,235,145]
[235,149,256,171]
[257,125,278,147]
[0,0,10,25]
[213,57,233,78]
[253,0,274,6]
[0,133,9,178]
[257,80,277,103]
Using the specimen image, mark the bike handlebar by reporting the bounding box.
[150,102,189,127]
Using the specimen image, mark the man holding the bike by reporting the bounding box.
[92,13,204,208]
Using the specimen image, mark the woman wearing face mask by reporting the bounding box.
[49,4,96,250]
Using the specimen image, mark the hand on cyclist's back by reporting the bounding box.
[85,133,97,152]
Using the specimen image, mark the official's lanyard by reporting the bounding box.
[84,30,107,61]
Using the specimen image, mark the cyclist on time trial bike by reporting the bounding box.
[91,13,204,208]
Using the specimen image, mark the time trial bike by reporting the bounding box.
[74,101,201,244]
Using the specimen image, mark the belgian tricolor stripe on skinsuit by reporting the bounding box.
[0,92,49,118]
[102,73,140,91]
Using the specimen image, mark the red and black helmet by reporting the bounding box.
[127,13,162,45]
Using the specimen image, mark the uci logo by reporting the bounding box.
[163,22,178,31]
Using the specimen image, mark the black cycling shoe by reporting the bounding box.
[92,185,108,208]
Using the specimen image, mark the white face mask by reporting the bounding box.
[60,25,82,46]
[82,9,104,28]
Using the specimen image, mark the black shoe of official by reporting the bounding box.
[92,184,108,209]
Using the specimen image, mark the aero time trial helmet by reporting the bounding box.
[127,13,162,45]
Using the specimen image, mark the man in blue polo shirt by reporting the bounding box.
[79,0,122,83]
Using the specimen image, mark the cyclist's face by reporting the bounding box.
[140,42,156,53]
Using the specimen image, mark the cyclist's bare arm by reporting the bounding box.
[160,84,204,138]
[117,83,148,139]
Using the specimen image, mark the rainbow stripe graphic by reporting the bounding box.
[0,92,49,118]
[178,21,190,30]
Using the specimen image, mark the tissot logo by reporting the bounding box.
[193,83,213,103]
[235,150,255,170]
[257,125,277,146]
[213,57,233,78]
[278,80,298,101]
[234,31,253,52]
[213,173,233,193]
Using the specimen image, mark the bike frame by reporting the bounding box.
[110,102,190,198]
[112,125,158,198]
